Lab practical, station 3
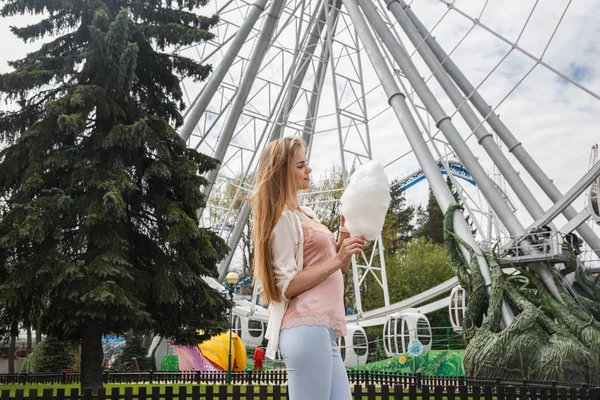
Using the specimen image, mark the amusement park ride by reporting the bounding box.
[171,0,600,367]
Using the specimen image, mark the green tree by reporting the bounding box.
[363,237,454,327]
[387,238,453,301]
[112,331,152,371]
[0,303,18,373]
[28,336,77,373]
[416,177,476,243]
[382,182,414,256]
[0,0,228,391]
[0,291,43,373]
[414,188,444,244]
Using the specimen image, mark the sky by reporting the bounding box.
[1,0,600,257]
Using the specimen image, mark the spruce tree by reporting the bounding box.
[415,177,475,243]
[28,336,76,373]
[415,188,444,244]
[112,331,152,371]
[382,181,414,255]
[0,0,229,391]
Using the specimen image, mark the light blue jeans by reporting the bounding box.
[279,325,351,400]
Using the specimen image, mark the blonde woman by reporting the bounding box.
[252,137,365,400]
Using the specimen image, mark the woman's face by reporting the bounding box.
[292,147,312,190]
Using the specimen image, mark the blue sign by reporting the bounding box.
[407,339,423,358]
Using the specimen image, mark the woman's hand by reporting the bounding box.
[336,235,365,272]
[336,214,350,252]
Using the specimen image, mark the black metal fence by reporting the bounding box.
[1,371,597,390]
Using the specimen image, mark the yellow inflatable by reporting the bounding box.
[199,332,247,371]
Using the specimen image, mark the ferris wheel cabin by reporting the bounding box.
[382,309,432,358]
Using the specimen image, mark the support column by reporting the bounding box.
[384,0,547,224]
[201,0,287,204]
[340,0,513,326]
[270,0,334,140]
[302,40,331,149]
[179,0,269,142]
[360,0,560,301]
[397,0,600,258]
[361,0,523,239]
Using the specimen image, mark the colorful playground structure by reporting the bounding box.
[148,333,247,372]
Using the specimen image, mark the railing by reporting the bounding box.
[363,328,466,364]
[429,327,465,351]
[483,231,568,263]
[0,371,289,386]
[1,371,596,390]
[579,250,600,273]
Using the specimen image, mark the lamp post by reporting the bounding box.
[225,271,239,385]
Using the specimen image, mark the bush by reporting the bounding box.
[29,336,77,373]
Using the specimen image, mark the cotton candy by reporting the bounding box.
[340,161,391,240]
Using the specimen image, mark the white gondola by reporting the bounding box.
[382,309,432,357]
[449,286,468,334]
[204,276,270,350]
[231,299,269,349]
[337,324,369,367]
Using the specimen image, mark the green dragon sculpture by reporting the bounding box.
[443,203,600,384]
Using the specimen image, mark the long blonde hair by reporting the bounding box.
[252,137,305,304]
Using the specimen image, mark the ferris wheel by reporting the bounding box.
[175,0,600,362]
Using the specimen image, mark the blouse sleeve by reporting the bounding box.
[270,210,300,301]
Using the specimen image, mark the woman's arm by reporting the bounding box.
[284,236,365,299]
[270,211,365,301]
[283,256,343,299]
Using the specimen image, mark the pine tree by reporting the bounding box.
[28,336,77,373]
[382,182,414,256]
[0,0,228,391]
[415,188,445,244]
[112,331,152,371]
[415,177,476,243]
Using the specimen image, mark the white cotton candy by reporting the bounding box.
[340,161,391,240]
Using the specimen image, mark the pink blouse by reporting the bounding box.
[280,211,347,338]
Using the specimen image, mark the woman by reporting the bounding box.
[252,137,365,399]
